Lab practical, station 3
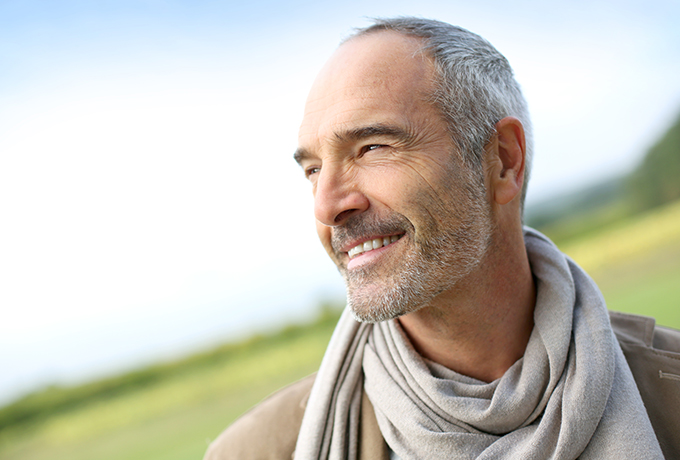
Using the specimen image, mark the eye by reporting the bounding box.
[304,166,321,179]
[359,144,386,157]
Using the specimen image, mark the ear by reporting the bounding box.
[488,117,526,206]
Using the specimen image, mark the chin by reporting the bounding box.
[342,238,489,323]
[345,273,433,324]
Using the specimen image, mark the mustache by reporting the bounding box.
[331,212,411,253]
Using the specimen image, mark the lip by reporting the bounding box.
[345,234,404,270]
[339,233,404,254]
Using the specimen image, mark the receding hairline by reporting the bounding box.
[295,30,442,167]
[339,26,434,66]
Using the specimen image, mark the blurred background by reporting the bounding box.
[1,1,679,459]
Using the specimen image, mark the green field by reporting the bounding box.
[559,199,680,329]
[0,315,339,460]
[1,201,679,460]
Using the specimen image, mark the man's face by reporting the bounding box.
[296,31,493,322]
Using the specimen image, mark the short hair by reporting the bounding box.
[348,17,533,211]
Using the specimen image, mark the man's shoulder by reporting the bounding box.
[609,310,680,389]
[609,311,680,459]
[204,373,316,460]
[610,310,680,352]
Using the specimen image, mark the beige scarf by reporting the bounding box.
[294,228,662,459]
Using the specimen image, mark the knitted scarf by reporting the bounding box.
[294,228,662,459]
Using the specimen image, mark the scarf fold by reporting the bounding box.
[295,228,662,459]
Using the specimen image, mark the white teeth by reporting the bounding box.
[347,235,402,259]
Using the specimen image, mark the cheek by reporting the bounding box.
[395,169,468,236]
[356,166,417,210]
[366,165,446,215]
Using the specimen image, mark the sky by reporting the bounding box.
[1,0,679,405]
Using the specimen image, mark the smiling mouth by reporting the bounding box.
[347,235,403,259]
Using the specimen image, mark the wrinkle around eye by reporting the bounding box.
[358,144,388,157]
[305,166,321,181]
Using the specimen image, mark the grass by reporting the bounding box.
[1,199,679,459]
[556,199,680,329]
[0,372,311,460]
[600,259,680,329]
[557,199,680,275]
[0,312,338,460]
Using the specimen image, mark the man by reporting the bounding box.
[206,18,679,459]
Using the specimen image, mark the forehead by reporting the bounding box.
[298,31,439,150]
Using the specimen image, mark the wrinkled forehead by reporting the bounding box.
[299,31,438,141]
[315,31,432,91]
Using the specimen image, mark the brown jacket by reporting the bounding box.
[205,312,680,459]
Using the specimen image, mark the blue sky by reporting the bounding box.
[1,0,679,404]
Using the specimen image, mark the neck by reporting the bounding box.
[397,226,536,382]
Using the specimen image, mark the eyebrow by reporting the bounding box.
[293,123,416,165]
[293,147,312,166]
[334,123,416,145]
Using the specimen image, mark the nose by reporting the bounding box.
[314,165,369,227]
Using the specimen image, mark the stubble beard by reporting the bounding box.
[335,173,494,323]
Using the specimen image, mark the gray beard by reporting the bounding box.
[331,159,493,324]
[343,205,493,323]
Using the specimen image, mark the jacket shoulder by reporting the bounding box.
[610,310,680,352]
[610,311,680,460]
[204,373,316,460]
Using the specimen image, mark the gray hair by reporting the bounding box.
[348,17,533,211]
